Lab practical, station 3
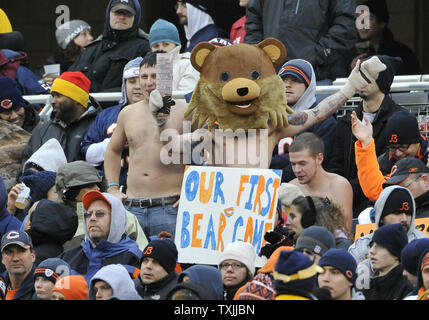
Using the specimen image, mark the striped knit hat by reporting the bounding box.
[50,71,91,108]
[34,258,71,284]
[278,59,312,88]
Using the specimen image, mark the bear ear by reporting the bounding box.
[257,38,287,68]
[190,42,217,72]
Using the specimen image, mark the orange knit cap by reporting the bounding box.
[258,246,294,274]
[52,275,88,300]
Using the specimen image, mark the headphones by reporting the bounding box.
[301,196,318,228]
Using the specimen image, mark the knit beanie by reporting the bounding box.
[375,55,402,94]
[34,258,71,284]
[149,19,180,48]
[379,187,414,223]
[385,110,420,145]
[20,169,57,205]
[278,59,312,88]
[52,275,88,300]
[362,0,389,24]
[219,241,256,279]
[50,71,91,108]
[0,77,27,113]
[318,248,357,285]
[295,226,336,256]
[401,238,429,276]
[417,248,429,291]
[141,239,178,274]
[236,273,276,300]
[273,250,323,292]
[56,20,91,49]
[370,223,408,260]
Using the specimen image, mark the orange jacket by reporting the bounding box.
[355,139,389,201]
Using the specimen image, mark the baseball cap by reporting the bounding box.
[383,157,429,186]
[111,0,136,16]
[82,190,112,210]
[1,230,33,252]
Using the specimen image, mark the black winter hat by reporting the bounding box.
[363,0,390,24]
[370,223,408,260]
[379,188,414,223]
[375,55,402,94]
[141,239,178,274]
[385,110,420,145]
[401,238,429,276]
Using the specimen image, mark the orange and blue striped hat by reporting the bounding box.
[278,59,312,87]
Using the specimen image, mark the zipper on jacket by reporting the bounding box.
[295,0,301,14]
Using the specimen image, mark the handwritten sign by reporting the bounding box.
[354,217,429,241]
[156,53,173,96]
[175,166,282,267]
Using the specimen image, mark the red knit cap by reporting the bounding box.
[52,275,88,300]
[50,71,91,108]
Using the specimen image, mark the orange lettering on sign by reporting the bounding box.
[236,175,249,206]
[191,213,203,248]
[217,213,226,251]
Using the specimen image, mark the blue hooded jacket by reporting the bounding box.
[179,264,223,300]
[0,176,21,237]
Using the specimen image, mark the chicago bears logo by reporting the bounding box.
[1,99,13,110]
[143,246,153,255]
[6,231,20,239]
[346,270,354,280]
[389,134,398,143]
[400,201,410,211]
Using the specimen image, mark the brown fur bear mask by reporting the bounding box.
[184,38,294,131]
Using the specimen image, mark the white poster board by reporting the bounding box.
[175,166,282,267]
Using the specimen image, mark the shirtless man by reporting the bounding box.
[104,52,190,238]
[288,132,353,231]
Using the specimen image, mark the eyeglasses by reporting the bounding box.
[219,262,245,270]
[388,144,410,153]
[403,174,422,189]
[84,211,107,219]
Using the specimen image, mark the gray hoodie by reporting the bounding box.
[349,185,426,263]
[88,264,141,300]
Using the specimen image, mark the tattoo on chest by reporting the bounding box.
[288,112,308,125]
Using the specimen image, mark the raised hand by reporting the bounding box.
[351,111,373,147]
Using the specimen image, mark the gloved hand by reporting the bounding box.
[264,230,284,244]
[149,89,176,126]
[340,56,387,99]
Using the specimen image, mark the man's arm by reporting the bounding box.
[104,110,128,201]
[334,177,353,232]
[277,56,387,139]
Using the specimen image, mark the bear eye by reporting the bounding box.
[250,70,261,80]
[220,72,231,82]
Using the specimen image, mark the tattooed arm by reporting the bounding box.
[277,91,349,138]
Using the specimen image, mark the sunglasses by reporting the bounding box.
[83,210,107,219]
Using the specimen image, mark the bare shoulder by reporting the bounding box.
[328,172,352,188]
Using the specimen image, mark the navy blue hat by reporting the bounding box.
[1,230,33,252]
[149,19,180,48]
[141,239,178,274]
[0,77,27,113]
[278,59,312,87]
[273,250,323,292]
[318,249,357,285]
[370,223,408,260]
[34,258,71,284]
[385,110,420,145]
[21,169,57,205]
[401,238,429,276]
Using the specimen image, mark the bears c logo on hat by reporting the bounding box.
[1,99,13,110]
[6,231,20,239]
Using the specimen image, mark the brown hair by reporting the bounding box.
[290,132,324,156]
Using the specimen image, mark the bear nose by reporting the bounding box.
[237,87,249,96]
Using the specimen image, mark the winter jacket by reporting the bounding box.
[21,104,41,133]
[26,199,78,265]
[361,264,413,300]
[341,28,422,77]
[179,265,223,300]
[134,272,179,300]
[0,266,36,300]
[348,186,426,263]
[186,24,225,53]
[0,49,47,95]
[355,135,428,202]
[21,101,101,165]
[328,97,406,216]
[244,0,357,80]
[59,193,142,283]
[68,0,150,93]
[88,264,141,300]
[230,16,246,44]
[0,176,21,237]
[414,190,429,219]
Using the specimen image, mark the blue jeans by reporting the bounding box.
[126,201,178,240]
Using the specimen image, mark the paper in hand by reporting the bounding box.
[156,53,174,96]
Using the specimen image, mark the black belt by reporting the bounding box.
[124,196,180,208]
